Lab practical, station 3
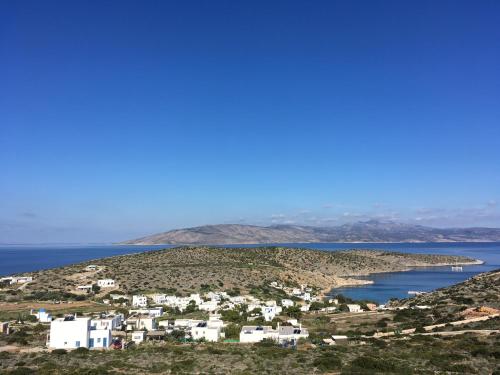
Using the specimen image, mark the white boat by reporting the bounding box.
[451,266,463,272]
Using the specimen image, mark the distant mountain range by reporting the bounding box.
[120,220,500,245]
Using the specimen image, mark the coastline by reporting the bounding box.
[320,259,485,298]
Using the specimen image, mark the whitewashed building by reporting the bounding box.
[49,316,91,349]
[262,306,282,322]
[129,307,163,318]
[89,327,111,348]
[191,321,221,342]
[240,326,279,343]
[347,304,362,313]
[277,326,309,344]
[49,316,111,349]
[174,319,203,329]
[300,304,310,312]
[125,316,157,331]
[1,276,33,285]
[32,308,52,323]
[281,299,294,307]
[151,294,167,305]
[131,331,146,344]
[97,279,115,288]
[239,324,308,344]
[91,315,123,331]
[199,300,218,312]
[132,295,148,307]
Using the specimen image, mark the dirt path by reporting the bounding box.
[373,313,500,337]
[0,300,104,313]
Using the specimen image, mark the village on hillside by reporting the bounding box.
[2,263,499,355]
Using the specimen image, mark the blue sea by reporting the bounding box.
[0,242,498,303]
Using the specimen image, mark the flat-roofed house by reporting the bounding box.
[132,295,148,307]
[91,314,123,331]
[347,304,362,313]
[49,316,91,349]
[97,279,115,288]
[32,308,52,323]
[125,316,157,331]
[239,326,279,343]
[191,321,221,342]
[277,325,309,344]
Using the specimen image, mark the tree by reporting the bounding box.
[284,306,302,319]
[224,323,240,340]
[91,284,101,294]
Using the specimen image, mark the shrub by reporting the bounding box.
[51,349,67,355]
[313,353,342,371]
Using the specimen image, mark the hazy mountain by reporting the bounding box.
[120,220,500,245]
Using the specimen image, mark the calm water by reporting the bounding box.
[0,242,498,303]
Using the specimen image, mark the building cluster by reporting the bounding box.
[269,281,315,302]
[44,307,309,350]
[37,286,317,350]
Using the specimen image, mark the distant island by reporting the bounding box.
[120,220,500,245]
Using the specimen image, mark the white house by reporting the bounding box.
[191,321,221,342]
[49,316,111,349]
[125,316,157,331]
[239,324,308,344]
[97,279,115,288]
[347,304,362,313]
[281,299,294,308]
[89,327,112,348]
[277,326,309,344]
[49,316,91,349]
[262,306,282,322]
[110,294,129,301]
[131,331,146,344]
[300,304,310,312]
[240,326,279,343]
[199,300,218,312]
[129,307,163,318]
[132,295,148,307]
[1,276,33,285]
[49,316,112,349]
[32,308,52,323]
[205,291,229,301]
[91,315,123,331]
[229,296,246,305]
[174,319,203,329]
[85,265,98,271]
[151,294,167,305]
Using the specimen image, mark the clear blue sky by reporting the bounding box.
[1,1,499,243]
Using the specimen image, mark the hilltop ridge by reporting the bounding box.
[120,221,500,245]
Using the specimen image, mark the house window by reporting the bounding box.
[76,341,80,347]
[97,338,101,343]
